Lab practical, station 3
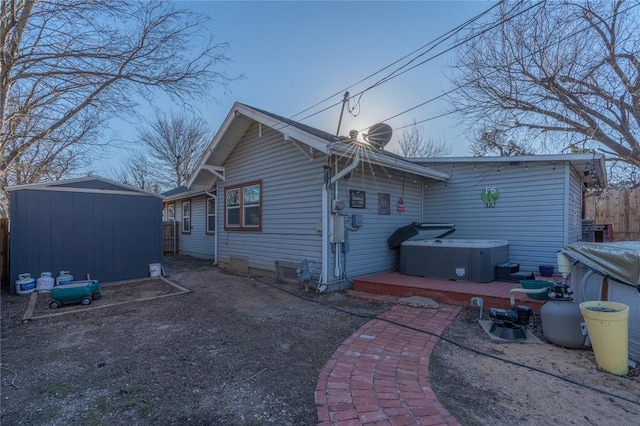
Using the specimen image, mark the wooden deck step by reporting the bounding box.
[353,272,546,312]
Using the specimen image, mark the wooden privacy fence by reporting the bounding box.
[584,188,640,241]
[163,221,180,254]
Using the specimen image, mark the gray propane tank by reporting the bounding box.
[540,300,586,349]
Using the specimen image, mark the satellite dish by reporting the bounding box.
[363,123,392,150]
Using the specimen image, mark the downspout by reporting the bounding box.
[206,188,218,265]
[321,154,360,287]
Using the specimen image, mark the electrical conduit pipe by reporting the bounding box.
[321,155,360,290]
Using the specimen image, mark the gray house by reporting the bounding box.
[161,186,216,259]
[8,177,163,289]
[167,102,606,290]
[414,155,606,273]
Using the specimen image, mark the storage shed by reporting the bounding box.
[7,177,163,290]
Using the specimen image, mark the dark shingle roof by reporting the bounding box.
[161,185,188,197]
[241,103,406,161]
[241,104,341,143]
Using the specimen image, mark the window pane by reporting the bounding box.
[168,205,175,220]
[244,206,259,226]
[207,198,216,233]
[227,208,240,226]
[226,189,240,206]
[183,217,190,232]
[183,202,190,218]
[244,185,260,205]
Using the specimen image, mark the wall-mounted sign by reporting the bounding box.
[481,187,500,208]
[350,190,366,209]
[378,193,390,215]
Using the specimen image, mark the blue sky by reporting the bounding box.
[102,1,493,174]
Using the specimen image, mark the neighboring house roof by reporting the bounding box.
[5,176,164,198]
[188,102,450,189]
[412,154,607,188]
[161,185,209,202]
[161,185,189,197]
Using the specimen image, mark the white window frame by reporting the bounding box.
[206,196,216,234]
[182,201,191,234]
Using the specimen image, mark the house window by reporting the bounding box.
[225,181,262,231]
[167,204,175,221]
[182,201,191,234]
[206,197,216,234]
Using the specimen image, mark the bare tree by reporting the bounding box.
[449,0,640,167]
[471,127,535,157]
[393,120,451,158]
[1,0,233,216]
[605,160,640,189]
[108,151,159,192]
[138,111,211,188]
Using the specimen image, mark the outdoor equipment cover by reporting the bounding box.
[560,241,640,288]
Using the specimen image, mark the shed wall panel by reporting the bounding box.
[10,189,162,288]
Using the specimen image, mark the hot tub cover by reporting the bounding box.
[560,241,640,288]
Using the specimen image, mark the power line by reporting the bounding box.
[294,1,530,126]
[363,0,640,137]
[286,0,506,123]
[275,0,542,135]
[270,1,513,135]
[300,0,524,125]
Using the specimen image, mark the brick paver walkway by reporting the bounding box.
[315,303,462,426]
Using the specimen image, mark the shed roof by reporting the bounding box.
[5,176,163,198]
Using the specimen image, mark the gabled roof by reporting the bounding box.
[5,176,163,198]
[188,102,449,189]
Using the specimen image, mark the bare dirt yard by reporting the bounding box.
[1,255,639,425]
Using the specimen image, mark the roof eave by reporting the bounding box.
[331,146,449,181]
[188,103,333,190]
[162,189,207,202]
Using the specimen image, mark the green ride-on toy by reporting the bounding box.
[49,280,101,309]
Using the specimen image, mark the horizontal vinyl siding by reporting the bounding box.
[420,161,567,273]
[567,167,583,244]
[217,123,325,272]
[334,171,424,279]
[177,195,215,259]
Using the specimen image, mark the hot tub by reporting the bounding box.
[399,239,509,283]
